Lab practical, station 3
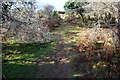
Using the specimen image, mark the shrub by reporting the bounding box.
[77,27,119,58]
[58,11,65,14]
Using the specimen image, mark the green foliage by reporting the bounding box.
[52,11,58,17]
[58,11,65,14]
[64,1,79,10]
[64,0,89,25]
[64,0,89,10]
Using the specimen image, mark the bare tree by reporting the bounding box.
[117,2,120,41]
[42,4,55,19]
[1,1,54,42]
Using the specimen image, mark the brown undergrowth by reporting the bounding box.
[71,27,120,78]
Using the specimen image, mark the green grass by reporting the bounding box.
[2,41,56,78]
[3,22,119,78]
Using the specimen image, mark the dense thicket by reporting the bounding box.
[0,1,61,42]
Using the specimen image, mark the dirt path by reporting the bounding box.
[48,23,73,78]
[35,23,72,78]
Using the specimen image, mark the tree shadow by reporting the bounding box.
[2,41,57,78]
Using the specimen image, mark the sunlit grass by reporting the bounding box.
[2,22,120,78]
[2,41,56,78]
[73,74,83,77]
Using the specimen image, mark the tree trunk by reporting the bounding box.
[117,2,120,44]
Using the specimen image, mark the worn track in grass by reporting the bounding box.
[34,22,73,78]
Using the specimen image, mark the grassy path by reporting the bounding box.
[3,22,120,78]
[35,22,73,78]
[3,22,88,78]
[34,22,92,78]
[47,23,72,78]
[33,22,120,78]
